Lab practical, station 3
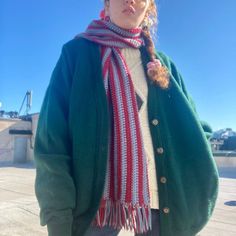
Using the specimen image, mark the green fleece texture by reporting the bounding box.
[47,222,72,236]
[34,38,219,236]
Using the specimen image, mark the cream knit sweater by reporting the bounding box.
[121,47,159,209]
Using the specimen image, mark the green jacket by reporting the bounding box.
[34,38,219,236]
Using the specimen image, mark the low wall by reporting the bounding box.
[0,114,39,163]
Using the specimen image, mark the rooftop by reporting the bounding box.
[0,160,235,236]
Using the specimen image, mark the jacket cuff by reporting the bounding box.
[47,221,72,236]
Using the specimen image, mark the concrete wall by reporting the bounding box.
[0,114,39,163]
[0,119,17,162]
[214,156,236,168]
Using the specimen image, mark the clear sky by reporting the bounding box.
[1,0,236,131]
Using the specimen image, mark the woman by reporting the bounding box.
[34,0,219,236]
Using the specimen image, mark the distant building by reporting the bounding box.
[0,113,39,163]
[210,128,236,152]
[221,136,236,151]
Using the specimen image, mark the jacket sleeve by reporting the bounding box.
[34,45,76,236]
[157,52,213,139]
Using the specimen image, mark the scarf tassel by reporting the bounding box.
[92,200,152,234]
[80,19,152,235]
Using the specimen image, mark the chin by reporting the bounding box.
[111,18,140,30]
[120,22,140,30]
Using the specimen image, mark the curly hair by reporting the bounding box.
[141,0,170,89]
[103,0,170,89]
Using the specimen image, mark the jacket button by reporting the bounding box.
[160,177,167,184]
[157,147,164,154]
[151,119,159,126]
[163,207,170,214]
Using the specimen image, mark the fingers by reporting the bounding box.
[147,59,162,72]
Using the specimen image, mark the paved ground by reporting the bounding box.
[0,161,235,236]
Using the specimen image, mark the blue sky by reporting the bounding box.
[1,0,236,131]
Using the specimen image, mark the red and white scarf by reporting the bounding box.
[78,19,151,234]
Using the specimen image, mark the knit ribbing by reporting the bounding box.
[121,47,159,209]
[79,19,152,233]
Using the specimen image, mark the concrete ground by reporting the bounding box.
[0,161,235,236]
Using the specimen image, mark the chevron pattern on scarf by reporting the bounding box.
[77,19,151,234]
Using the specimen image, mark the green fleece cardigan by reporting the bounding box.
[34,38,219,236]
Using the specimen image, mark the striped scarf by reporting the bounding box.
[78,19,151,233]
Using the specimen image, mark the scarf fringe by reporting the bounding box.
[81,19,151,235]
[92,200,152,234]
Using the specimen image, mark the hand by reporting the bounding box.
[147,59,162,73]
[147,59,162,77]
